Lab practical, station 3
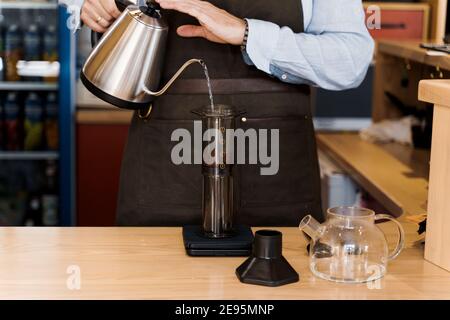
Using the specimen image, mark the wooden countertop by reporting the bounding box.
[378,40,450,70]
[1,225,449,300]
[316,133,429,218]
[76,109,133,125]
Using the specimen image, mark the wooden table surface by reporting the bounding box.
[1,226,449,300]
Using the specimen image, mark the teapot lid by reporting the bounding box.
[127,2,167,29]
[140,0,161,17]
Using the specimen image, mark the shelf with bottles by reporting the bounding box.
[0,91,59,155]
[0,151,59,160]
[0,2,59,84]
[0,81,58,91]
[0,1,57,10]
[0,158,59,226]
[0,1,67,226]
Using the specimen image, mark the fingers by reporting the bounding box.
[157,0,224,35]
[177,25,205,38]
[81,1,107,32]
[101,0,121,19]
[177,25,226,43]
[81,0,121,32]
[155,0,243,45]
[156,0,212,24]
[80,11,106,33]
[91,0,114,22]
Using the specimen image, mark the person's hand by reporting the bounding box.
[155,0,246,45]
[81,0,121,33]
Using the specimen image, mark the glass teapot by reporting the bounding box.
[299,207,405,283]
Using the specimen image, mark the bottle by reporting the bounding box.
[4,92,22,151]
[0,98,5,150]
[24,24,42,82]
[42,160,58,226]
[4,24,22,82]
[44,92,58,150]
[42,25,58,83]
[24,24,41,61]
[25,193,42,226]
[24,92,44,151]
[0,17,5,81]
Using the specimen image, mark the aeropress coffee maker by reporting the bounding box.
[183,105,254,256]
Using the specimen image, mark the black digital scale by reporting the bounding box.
[183,225,254,257]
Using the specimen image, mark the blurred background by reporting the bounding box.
[0,0,61,226]
[0,0,448,226]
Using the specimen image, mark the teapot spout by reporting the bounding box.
[143,58,204,97]
[299,215,322,241]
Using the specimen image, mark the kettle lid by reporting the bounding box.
[128,1,167,29]
[140,0,161,17]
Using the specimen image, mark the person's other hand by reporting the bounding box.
[155,0,246,45]
[81,0,121,33]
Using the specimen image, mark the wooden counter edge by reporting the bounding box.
[76,109,134,125]
[419,80,450,272]
[418,80,450,107]
[377,41,426,64]
[377,40,450,71]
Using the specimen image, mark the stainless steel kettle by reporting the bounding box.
[80,0,202,110]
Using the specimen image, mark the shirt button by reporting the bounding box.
[281,74,288,80]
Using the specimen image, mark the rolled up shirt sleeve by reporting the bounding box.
[59,0,84,30]
[245,19,281,73]
[59,0,84,8]
[244,0,374,91]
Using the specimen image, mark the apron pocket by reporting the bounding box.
[236,115,315,209]
[137,118,202,209]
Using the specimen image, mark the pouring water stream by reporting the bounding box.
[142,59,215,112]
[200,61,215,111]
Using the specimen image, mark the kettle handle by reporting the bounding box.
[90,0,134,48]
[90,32,103,48]
[375,214,405,261]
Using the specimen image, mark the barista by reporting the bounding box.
[78,0,374,226]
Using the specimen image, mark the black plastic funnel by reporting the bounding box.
[235,230,299,287]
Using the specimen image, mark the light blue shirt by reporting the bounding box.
[245,0,374,91]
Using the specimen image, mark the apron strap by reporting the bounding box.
[163,78,310,95]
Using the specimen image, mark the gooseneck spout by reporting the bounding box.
[143,59,204,97]
[299,215,322,241]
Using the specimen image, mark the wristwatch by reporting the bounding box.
[241,19,249,52]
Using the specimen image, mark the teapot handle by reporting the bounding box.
[90,0,134,48]
[375,214,405,261]
[90,32,103,48]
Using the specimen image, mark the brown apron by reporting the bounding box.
[116,0,324,226]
